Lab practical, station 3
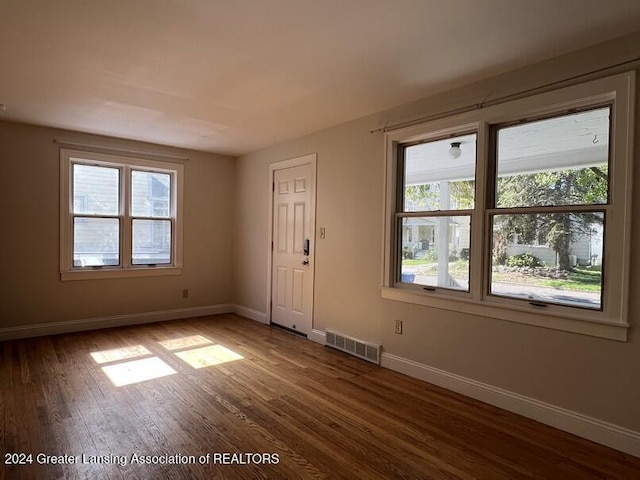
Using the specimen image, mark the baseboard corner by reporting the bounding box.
[231,305,268,324]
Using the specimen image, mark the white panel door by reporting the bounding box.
[271,163,314,334]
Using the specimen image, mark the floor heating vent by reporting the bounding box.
[325,329,381,365]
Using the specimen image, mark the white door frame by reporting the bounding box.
[266,153,317,327]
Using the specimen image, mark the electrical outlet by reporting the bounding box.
[182,289,189,299]
[395,320,403,334]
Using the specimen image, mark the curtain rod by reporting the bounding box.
[53,139,189,162]
[371,55,640,134]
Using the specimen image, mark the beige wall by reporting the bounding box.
[1,30,638,438]
[0,122,235,326]
[233,32,640,431]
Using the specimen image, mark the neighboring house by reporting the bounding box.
[401,216,471,259]
[402,218,602,268]
[506,226,603,268]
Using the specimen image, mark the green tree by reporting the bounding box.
[404,180,474,210]
[495,166,606,270]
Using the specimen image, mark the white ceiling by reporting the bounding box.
[1,1,639,156]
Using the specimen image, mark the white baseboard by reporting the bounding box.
[381,352,640,458]
[0,304,234,341]
[231,305,268,324]
[308,329,326,345]
[228,308,324,341]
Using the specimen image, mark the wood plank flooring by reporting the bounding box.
[1,313,639,479]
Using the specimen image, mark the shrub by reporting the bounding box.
[506,252,542,268]
[424,250,438,262]
[494,250,508,265]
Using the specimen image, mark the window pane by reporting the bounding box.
[73,164,119,215]
[400,216,470,291]
[132,219,171,265]
[491,212,603,309]
[73,218,119,266]
[131,170,171,217]
[496,108,610,208]
[404,133,476,211]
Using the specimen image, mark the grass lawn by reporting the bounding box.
[402,259,469,276]
[403,260,601,293]
[402,259,434,266]
[539,268,602,292]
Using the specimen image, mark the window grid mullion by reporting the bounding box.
[122,165,131,268]
[487,204,609,216]
[130,215,172,221]
[71,214,121,220]
[472,122,489,301]
[397,210,474,219]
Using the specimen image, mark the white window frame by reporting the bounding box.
[382,72,635,341]
[60,149,184,280]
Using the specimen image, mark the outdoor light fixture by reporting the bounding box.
[448,142,462,159]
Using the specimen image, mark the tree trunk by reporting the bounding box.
[551,218,572,271]
[557,230,571,270]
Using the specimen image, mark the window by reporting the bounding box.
[490,108,609,310]
[60,149,184,280]
[399,132,476,291]
[382,73,634,340]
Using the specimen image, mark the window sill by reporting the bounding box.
[380,287,628,341]
[61,266,183,281]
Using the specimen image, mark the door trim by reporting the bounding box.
[266,153,317,328]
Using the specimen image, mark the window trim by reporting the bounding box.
[60,149,184,280]
[382,72,634,341]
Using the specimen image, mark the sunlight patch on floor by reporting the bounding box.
[101,357,176,386]
[158,335,213,351]
[90,345,151,364]
[174,345,243,369]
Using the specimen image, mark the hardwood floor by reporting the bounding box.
[1,314,638,479]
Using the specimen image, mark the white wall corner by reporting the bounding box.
[231,305,268,324]
[0,304,234,342]
[380,352,640,458]
[308,329,326,345]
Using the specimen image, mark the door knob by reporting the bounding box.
[302,259,309,266]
